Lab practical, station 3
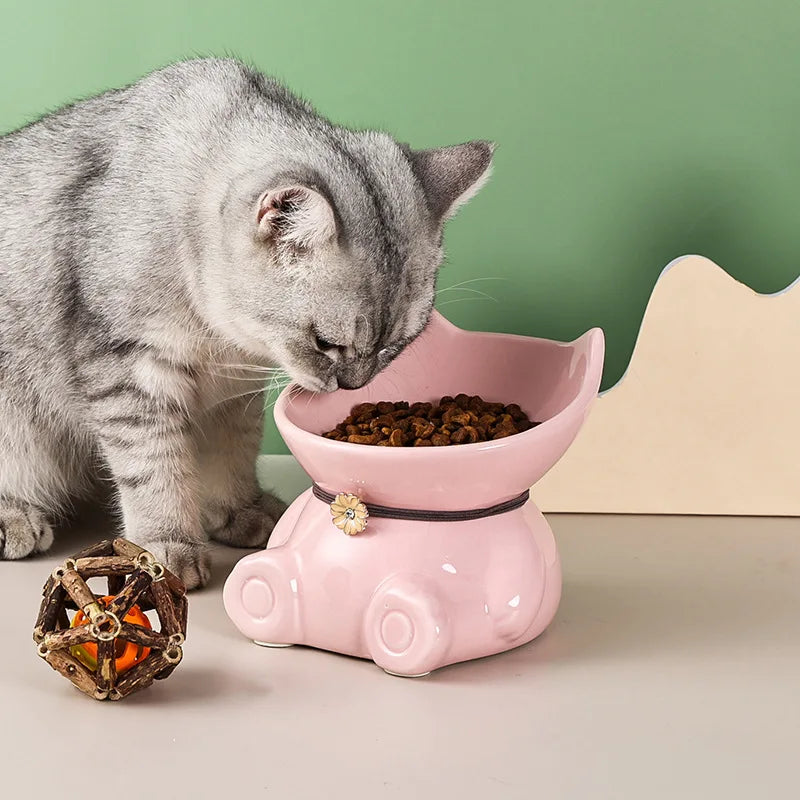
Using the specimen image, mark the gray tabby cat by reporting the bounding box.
[0,58,493,587]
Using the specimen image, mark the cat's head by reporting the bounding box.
[208,134,493,391]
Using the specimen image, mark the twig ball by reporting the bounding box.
[33,538,188,701]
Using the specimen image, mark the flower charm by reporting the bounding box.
[330,493,369,535]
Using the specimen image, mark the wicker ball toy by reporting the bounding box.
[33,538,188,701]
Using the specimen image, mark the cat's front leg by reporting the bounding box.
[197,392,287,549]
[89,381,210,589]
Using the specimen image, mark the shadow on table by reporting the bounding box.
[118,663,271,707]
[429,563,794,684]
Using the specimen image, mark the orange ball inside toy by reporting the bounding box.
[70,596,152,674]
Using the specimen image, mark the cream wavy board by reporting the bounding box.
[534,255,800,516]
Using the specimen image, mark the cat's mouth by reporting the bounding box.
[294,366,377,394]
[292,372,339,394]
[286,344,383,394]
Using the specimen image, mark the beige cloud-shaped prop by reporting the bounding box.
[534,255,800,516]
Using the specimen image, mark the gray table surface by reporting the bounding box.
[1,455,797,799]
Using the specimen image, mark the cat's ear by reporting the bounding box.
[407,140,495,222]
[255,186,336,248]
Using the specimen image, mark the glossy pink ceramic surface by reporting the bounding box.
[224,312,604,676]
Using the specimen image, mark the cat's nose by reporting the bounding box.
[335,355,378,390]
[336,375,367,390]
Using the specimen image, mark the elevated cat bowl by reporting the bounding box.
[223,311,604,676]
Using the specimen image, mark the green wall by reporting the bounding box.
[2,1,798,454]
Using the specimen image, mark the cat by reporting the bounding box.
[0,58,493,587]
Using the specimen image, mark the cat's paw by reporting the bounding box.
[210,491,288,549]
[145,540,211,591]
[0,502,54,559]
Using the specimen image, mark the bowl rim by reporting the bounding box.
[274,324,605,458]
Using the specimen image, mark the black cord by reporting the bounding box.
[312,484,530,523]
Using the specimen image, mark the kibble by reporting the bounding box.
[321,395,539,446]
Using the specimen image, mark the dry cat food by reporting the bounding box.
[321,394,539,447]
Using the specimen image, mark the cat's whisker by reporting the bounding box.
[436,296,497,309]
[204,362,286,373]
[435,286,498,302]
[207,386,270,410]
[286,383,304,400]
[245,381,274,417]
[266,377,291,402]
[203,371,280,382]
[435,276,507,295]
[276,382,304,410]
[302,384,319,412]
[264,382,294,412]
[245,374,280,417]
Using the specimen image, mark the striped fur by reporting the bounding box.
[0,58,493,587]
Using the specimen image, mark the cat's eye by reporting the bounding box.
[313,332,342,353]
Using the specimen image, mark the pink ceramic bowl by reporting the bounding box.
[224,312,604,676]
